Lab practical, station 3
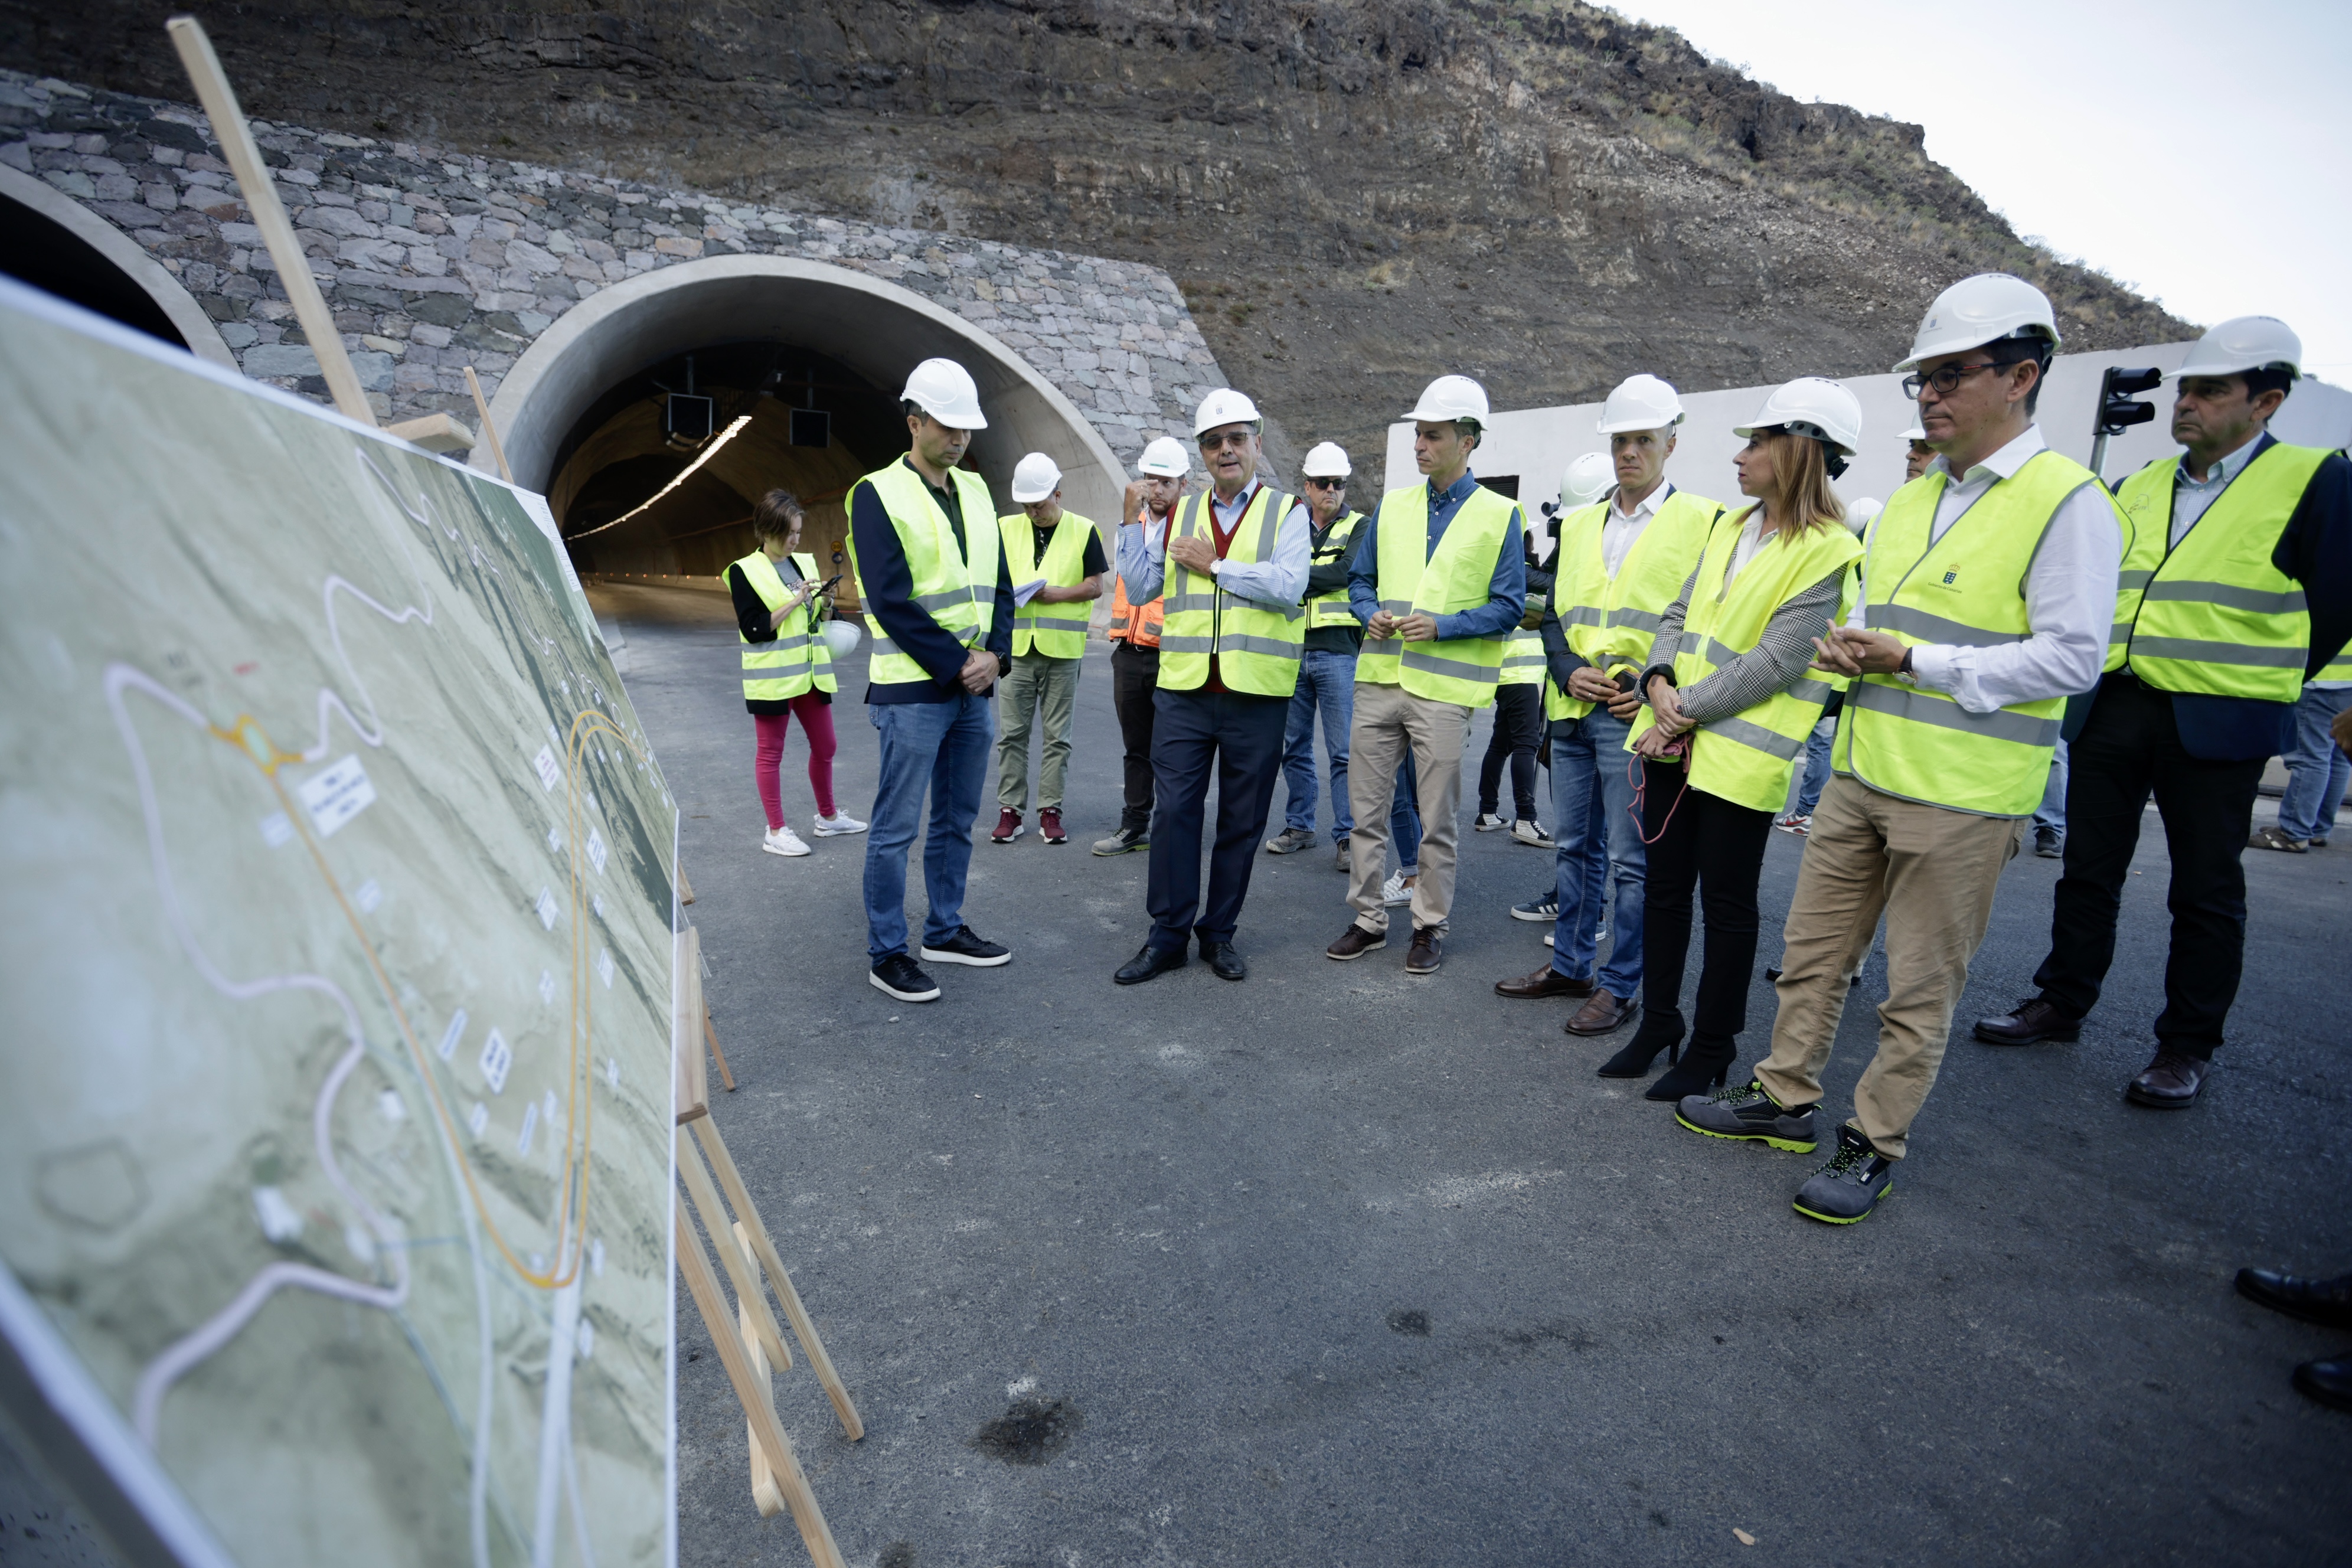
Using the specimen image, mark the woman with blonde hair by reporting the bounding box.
[1599,380,1865,1100]
[726,488,865,857]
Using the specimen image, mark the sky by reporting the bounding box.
[1600,0,2352,383]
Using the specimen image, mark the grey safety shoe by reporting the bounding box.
[1791,1125,1896,1225]
[1092,825,1148,855]
[1675,1079,1819,1152]
[1334,841,1351,873]
[1264,825,1317,855]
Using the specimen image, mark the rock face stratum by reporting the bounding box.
[3,0,2190,471]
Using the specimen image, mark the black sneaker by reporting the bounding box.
[1792,1125,1896,1224]
[920,926,1012,967]
[1675,1080,1819,1152]
[870,953,940,1002]
[1510,892,1558,923]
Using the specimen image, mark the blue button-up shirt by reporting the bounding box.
[1346,469,1527,639]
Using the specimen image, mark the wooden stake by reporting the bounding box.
[165,18,377,427]
[703,1005,737,1093]
[674,1196,843,1567]
[677,1126,790,1371]
[673,926,707,1126]
[738,1296,786,1518]
[465,365,513,484]
[678,866,697,906]
[690,1115,864,1441]
[386,411,476,455]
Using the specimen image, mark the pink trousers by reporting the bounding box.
[753,695,837,828]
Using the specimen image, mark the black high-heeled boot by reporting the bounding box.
[1597,1017,1683,1079]
[1645,1039,1734,1101]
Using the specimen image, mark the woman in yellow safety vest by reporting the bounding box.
[1608,379,1865,1101]
[726,489,865,858]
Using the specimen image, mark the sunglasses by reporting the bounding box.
[1198,431,1255,452]
[1304,477,1347,489]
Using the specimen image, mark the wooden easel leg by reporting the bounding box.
[689,1116,865,1441]
[677,1128,789,1369]
[738,1298,786,1518]
[675,1195,843,1568]
[703,1005,737,1092]
[678,867,696,905]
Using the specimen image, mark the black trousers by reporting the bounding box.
[1110,641,1159,832]
[1146,687,1289,949]
[1477,682,1545,819]
[2031,674,2266,1057]
[1634,760,1775,1063]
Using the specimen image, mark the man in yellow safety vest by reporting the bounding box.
[844,357,1018,1005]
[1676,275,2123,1224]
[1094,436,1188,856]
[1325,375,1527,978]
[989,450,1105,848]
[1978,316,2352,1107]
[1263,440,1369,869]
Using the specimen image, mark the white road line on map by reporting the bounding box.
[438,1008,468,1061]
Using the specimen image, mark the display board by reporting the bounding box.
[0,278,678,1567]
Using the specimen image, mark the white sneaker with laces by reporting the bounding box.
[813,811,868,837]
[1511,818,1552,847]
[1380,871,1416,907]
[763,824,811,858]
[1473,813,1507,832]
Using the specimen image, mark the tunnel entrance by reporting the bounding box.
[0,166,235,367]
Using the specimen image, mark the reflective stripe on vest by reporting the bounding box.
[846,462,1002,685]
[1544,489,1723,722]
[733,549,838,701]
[1837,450,2118,816]
[1305,511,1367,630]
[1499,626,1545,686]
[1002,510,1098,659]
[1109,571,1164,648]
[1355,481,1516,708]
[1629,507,1860,812]
[2108,443,2324,701]
[1155,485,1302,697]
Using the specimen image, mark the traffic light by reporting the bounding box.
[2089,365,2163,482]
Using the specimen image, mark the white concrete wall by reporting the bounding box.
[1385,351,2352,551]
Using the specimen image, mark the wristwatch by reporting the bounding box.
[1896,646,1916,684]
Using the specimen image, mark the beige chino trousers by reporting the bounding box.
[1754,773,2024,1159]
[1344,680,1471,935]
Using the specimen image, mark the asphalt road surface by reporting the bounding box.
[623,581,2350,1568]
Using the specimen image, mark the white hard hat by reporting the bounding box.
[1844,497,1883,538]
[1735,377,1865,456]
[1010,452,1063,503]
[1194,387,1262,437]
[1899,420,1927,442]
[821,620,863,658]
[1136,436,1190,478]
[901,357,987,430]
[1559,450,1615,509]
[1302,441,1353,478]
[1896,273,2061,372]
[1405,374,1489,424]
[1596,374,1684,435]
[2177,316,2302,381]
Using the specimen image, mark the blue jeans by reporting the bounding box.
[1391,754,1422,873]
[863,694,994,962]
[1548,709,1644,997]
[1282,649,1356,840]
[2033,739,2069,836]
[1792,721,1834,818]
[2279,685,2352,842]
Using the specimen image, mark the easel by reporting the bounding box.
[671,923,862,1567]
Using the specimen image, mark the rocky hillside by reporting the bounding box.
[3,0,2191,473]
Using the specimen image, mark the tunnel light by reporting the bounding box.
[567,414,753,540]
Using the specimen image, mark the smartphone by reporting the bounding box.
[1613,669,1640,695]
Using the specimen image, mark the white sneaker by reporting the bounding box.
[1380,871,1416,907]
[1473,813,1507,832]
[762,824,811,858]
[1511,818,1553,848]
[812,811,867,837]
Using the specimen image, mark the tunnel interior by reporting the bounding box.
[1,190,195,351]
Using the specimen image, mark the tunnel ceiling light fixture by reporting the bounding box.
[566,413,753,541]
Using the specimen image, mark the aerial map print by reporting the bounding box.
[0,282,678,1566]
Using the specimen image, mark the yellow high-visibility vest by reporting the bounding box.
[1355,482,1517,708]
[1157,485,1304,697]
[1544,489,1722,722]
[1305,510,1367,631]
[1499,627,1546,686]
[1002,511,1098,659]
[1838,450,2122,816]
[731,549,838,701]
[845,460,1002,687]
[2108,442,2326,701]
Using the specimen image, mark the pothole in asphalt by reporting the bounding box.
[1387,1308,1431,1336]
[972,1396,1083,1465]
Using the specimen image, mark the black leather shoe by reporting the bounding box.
[2236,1269,2352,1330]
[2126,1050,2208,1108]
[2293,1357,2352,1413]
[1974,996,2082,1046]
[1114,943,1187,986]
[1200,939,1247,982]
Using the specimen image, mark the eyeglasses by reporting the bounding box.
[1198,431,1254,452]
[1901,362,2003,398]
[1303,477,1347,489]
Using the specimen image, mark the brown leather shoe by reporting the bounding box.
[1494,963,1596,1000]
[1325,923,1386,961]
[1405,927,1443,975]
[2125,1050,2209,1109]
[1973,997,2082,1046]
[1564,991,1638,1036]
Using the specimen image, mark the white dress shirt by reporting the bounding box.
[1601,481,1673,580]
[1115,476,1309,607]
[2169,433,2264,547]
[1846,424,2121,714]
